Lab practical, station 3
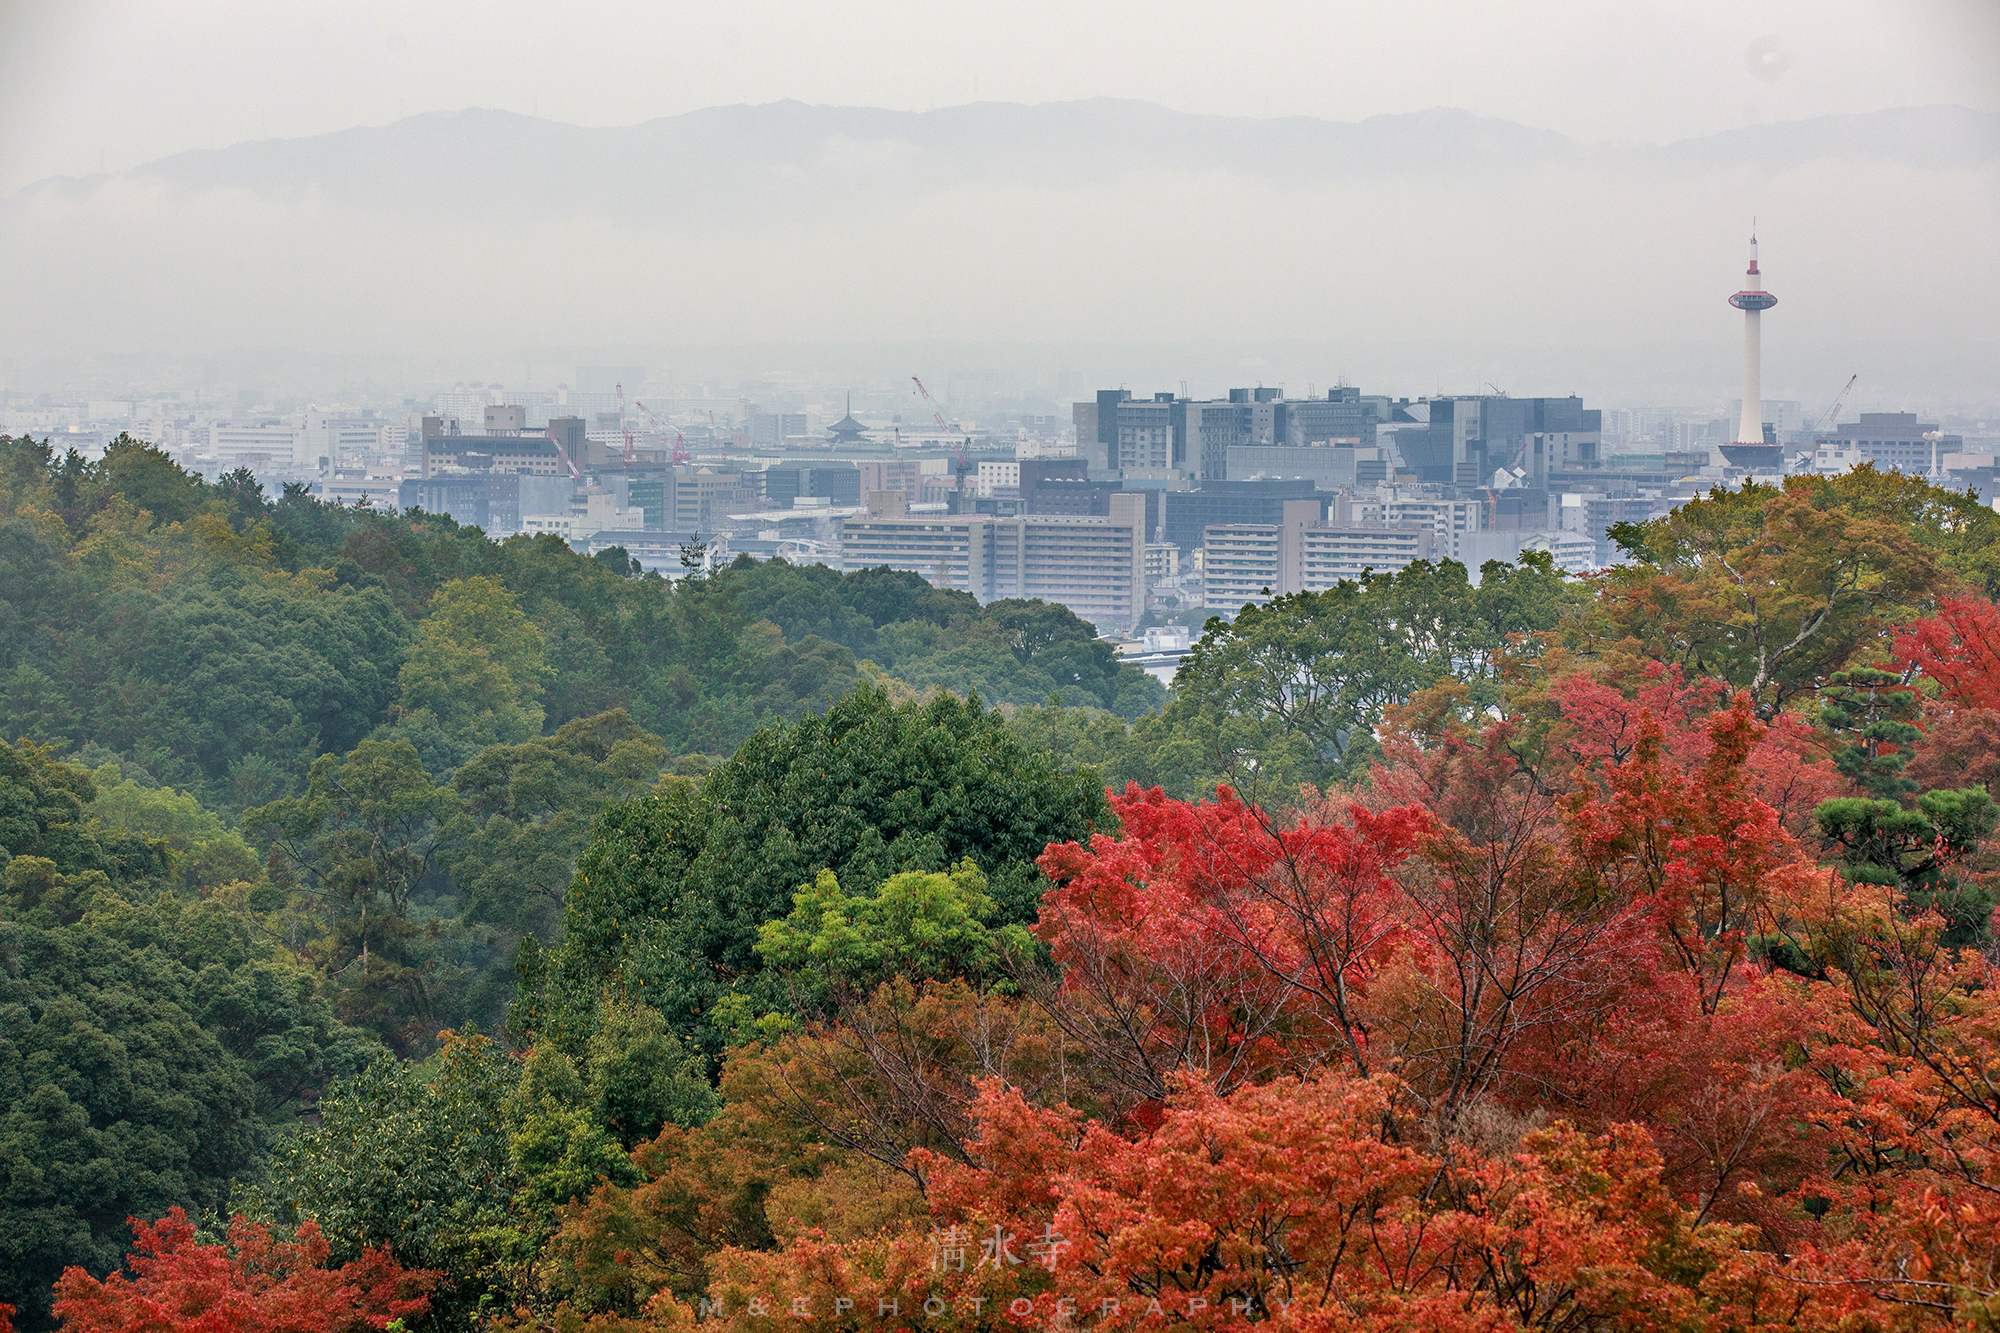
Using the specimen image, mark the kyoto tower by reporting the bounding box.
[1727,230,1779,457]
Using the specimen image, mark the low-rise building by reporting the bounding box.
[1809,413,1962,475]
[521,487,646,541]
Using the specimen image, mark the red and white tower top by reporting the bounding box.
[1730,232,1777,311]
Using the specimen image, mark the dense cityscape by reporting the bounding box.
[9,253,1994,670]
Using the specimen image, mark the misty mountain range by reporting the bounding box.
[5,99,1994,402]
[15,100,1998,216]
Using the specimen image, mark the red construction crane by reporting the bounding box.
[913,376,975,509]
[910,375,952,435]
[543,426,582,481]
[614,383,638,469]
[635,399,693,465]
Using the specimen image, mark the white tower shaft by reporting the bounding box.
[1737,308,1763,445]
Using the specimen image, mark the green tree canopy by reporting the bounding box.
[513,684,1111,1058]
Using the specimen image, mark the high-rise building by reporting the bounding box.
[1387,396,1600,486]
[1074,387,1379,481]
[1162,480,1322,553]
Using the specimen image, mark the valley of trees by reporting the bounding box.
[3,432,2000,1332]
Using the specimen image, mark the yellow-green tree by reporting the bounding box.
[394,576,550,747]
[1603,467,1968,713]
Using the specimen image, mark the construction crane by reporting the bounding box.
[910,375,953,436]
[634,399,693,466]
[1810,375,1858,435]
[912,375,975,504]
[542,426,582,481]
[614,383,638,469]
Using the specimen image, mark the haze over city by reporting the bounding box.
[2,0,1997,410]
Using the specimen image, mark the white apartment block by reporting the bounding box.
[1377,497,1483,562]
[208,424,306,471]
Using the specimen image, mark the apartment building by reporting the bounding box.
[1377,497,1484,562]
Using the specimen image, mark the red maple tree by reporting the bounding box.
[51,1208,436,1333]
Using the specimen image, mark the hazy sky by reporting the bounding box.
[2,1,1996,409]
[4,0,1998,194]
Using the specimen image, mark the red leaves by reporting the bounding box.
[1895,593,2000,713]
[1033,784,1427,1097]
[51,1208,436,1333]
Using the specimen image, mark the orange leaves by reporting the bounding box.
[699,1071,1758,1333]
[50,1208,435,1333]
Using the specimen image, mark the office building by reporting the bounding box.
[839,493,1148,630]
[420,414,582,477]
[300,412,391,469]
[1200,499,1437,614]
[976,460,1021,497]
[748,412,810,449]
[1161,480,1322,553]
[1388,396,1601,487]
[627,468,759,530]
[396,472,575,534]
[1075,387,1379,481]
[857,459,936,502]
[763,464,861,508]
[1227,443,1392,490]
[521,487,646,541]
[208,423,305,472]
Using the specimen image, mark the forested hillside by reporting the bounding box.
[6,431,2000,1331]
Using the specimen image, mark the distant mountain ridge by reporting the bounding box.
[16,100,1997,218]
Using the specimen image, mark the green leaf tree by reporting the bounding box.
[394,576,550,749]
[244,739,460,1047]
[513,684,1108,1058]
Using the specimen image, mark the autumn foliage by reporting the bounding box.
[580,628,2000,1333]
[50,1208,435,1333]
[53,556,2000,1330]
